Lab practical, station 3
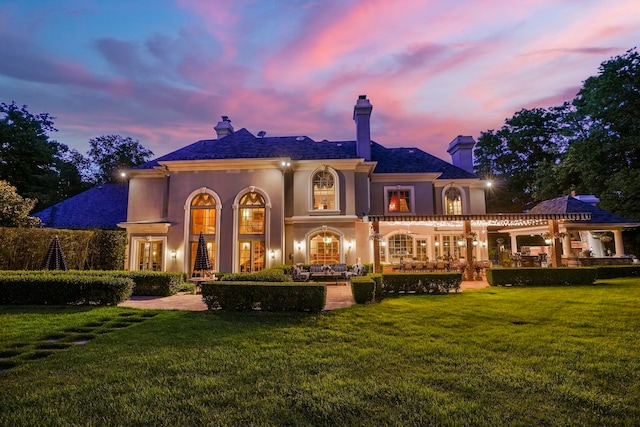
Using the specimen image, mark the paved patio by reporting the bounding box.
[118,280,489,312]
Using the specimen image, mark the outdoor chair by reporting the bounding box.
[289,265,310,282]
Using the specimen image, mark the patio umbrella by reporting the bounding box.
[193,231,211,276]
[41,235,68,270]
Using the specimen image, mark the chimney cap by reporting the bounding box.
[221,115,230,122]
[358,94,367,100]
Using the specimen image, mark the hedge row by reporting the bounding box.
[594,265,640,279]
[381,273,462,295]
[350,277,376,304]
[219,268,290,282]
[200,282,326,312]
[0,273,133,305]
[0,227,126,270]
[486,268,597,286]
[0,270,186,298]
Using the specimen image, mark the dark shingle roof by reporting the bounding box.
[136,128,476,178]
[34,183,128,229]
[529,196,637,224]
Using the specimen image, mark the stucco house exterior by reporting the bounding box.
[36,95,637,275]
[116,96,492,275]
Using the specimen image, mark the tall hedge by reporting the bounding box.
[486,268,597,286]
[0,227,126,270]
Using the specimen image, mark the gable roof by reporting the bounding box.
[136,128,476,179]
[529,196,638,225]
[34,183,129,229]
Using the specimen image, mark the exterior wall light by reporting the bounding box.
[270,250,275,259]
[170,250,177,259]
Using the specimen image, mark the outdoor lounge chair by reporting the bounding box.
[289,265,310,282]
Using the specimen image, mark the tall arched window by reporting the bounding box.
[312,168,336,210]
[189,193,216,275]
[309,228,340,264]
[444,186,462,215]
[238,192,266,272]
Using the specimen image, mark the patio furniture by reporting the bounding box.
[289,265,310,282]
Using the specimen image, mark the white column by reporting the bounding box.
[613,229,625,256]
[510,233,518,253]
[562,235,571,258]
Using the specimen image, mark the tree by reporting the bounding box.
[0,180,41,227]
[474,106,571,212]
[565,48,640,219]
[0,102,85,209]
[86,135,154,184]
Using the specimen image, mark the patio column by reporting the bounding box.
[463,220,474,280]
[548,220,562,267]
[613,229,625,256]
[510,233,518,253]
[373,220,381,273]
[562,234,571,259]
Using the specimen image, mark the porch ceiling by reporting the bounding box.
[367,213,592,228]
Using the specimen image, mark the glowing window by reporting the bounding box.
[312,169,335,210]
[444,187,462,215]
[190,193,216,234]
[239,192,265,234]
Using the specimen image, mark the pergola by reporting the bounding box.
[367,213,592,278]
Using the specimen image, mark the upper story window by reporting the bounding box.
[190,193,216,234]
[239,192,265,234]
[312,168,336,210]
[385,186,414,214]
[444,186,462,215]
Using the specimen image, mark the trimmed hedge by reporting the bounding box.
[350,277,376,304]
[382,273,462,295]
[594,265,640,279]
[200,282,326,312]
[0,270,186,298]
[368,274,384,301]
[486,268,597,286]
[220,269,290,282]
[0,273,133,305]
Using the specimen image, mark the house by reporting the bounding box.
[117,95,492,274]
[37,96,636,275]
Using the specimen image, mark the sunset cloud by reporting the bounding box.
[0,0,638,160]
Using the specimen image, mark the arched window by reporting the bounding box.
[309,228,340,264]
[444,186,462,215]
[388,234,414,259]
[312,168,336,210]
[189,192,216,275]
[238,191,266,272]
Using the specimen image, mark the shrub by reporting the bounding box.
[368,273,384,301]
[594,265,640,280]
[486,268,597,286]
[350,277,376,304]
[200,282,326,312]
[382,273,462,295]
[221,269,289,282]
[122,271,185,296]
[0,273,133,305]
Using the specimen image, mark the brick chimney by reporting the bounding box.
[214,116,234,138]
[353,95,372,161]
[447,135,476,173]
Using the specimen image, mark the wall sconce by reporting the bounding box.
[481,241,487,247]
[472,240,478,246]
[457,239,465,247]
[380,240,387,247]
[348,240,353,250]
[170,250,177,259]
[270,250,275,259]
[434,241,440,247]
[296,241,301,251]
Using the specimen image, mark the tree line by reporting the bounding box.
[474,48,640,221]
[0,102,153,225]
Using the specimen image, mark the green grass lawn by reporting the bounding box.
[1,279,639,426]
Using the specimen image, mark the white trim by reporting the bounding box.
[305,226,346,264]
[183,187,222,274]
[383,185,416,215]
[441,184,467,215]
[232,186,271,273]
[309,166,340,213]
[130,235,168,271]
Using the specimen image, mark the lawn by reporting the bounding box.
[1,279,639,426]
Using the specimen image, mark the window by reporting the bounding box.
[416,239,428,261]
[190,193,216,234]
[309,229,340,264]
[239,192,265,234]
[136,239,164,271]
[444,186,462,215]
[312,169,336,210]
[388,234,414,259]
[385,186,414,214]
[189,192,217,274]
[237,191,267,272]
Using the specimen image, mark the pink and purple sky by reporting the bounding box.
[1,0,639,160]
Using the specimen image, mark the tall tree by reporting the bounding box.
[565,48,640,219]
[0,102,85,209]
[87,135,154,184]
[474,106,571,212]
[0,180,41,227]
